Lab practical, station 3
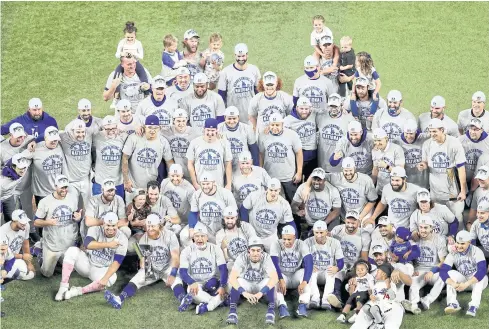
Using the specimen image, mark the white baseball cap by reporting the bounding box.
[320,34,333,45]
[348,120,362,133]
[223,206,238,217]
[193,73,208,84]
[469,118,483,129]
[345,210,360,220]
[225,106,240,117]
[234,43,248,55]
[70,119,86,131]
[12,153,30,169]
[431,95,445,108]
[103,115,117,126]
[169,163,183,175]
[55,174,69,188]
[418,214,434,226]
[102,178,116,191]
[9,123,26,138]
[173,108,188,119]
[103,212,119,225]
[267,178,281,190]
[146,214,161,226]
[28,97,42,109]
[194,222,208,235]
[78,98,91,110]
[263,71,277,85]
[12,209,30,224]
[247,237,264,249]
[44,126,61,141]
[296,97,312,107]
[328,94,341,107]
[313,220,327,231]
[304,55,318,67]
[377,216,391,226]
[238,151,253,162]
[387,90,402,102]
[417,188,431,202]
[282,225,296,236]
[403,119,418,133]
[390,166,407,178]
[373,128,387,139]
[342,157,356,169]
[355,77,369,86]
[200,173,215,182]
[311,167,326,180]
[184,29,199,39]
[428,118,444,129]
[456,230,471,243]
[269,112,284,123]
[175,67,190,76]
[152,75,167,88]
[475,166,489,180]
[472,91,486,103]
[372,244,386,254]
[116,99,132,111]
[477,201,489,212]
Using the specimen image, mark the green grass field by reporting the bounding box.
[1,1,488,329]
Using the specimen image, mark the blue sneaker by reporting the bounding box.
[226,312,238,325]
[279,304,290,318]
[265,311,275,325]
[296,303,308,317]
[196,302,208,315]
[104,290,122,309]
[178,293,193,312]
[444,303,461,315]
[466,306,477,317]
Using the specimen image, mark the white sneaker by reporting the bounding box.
[64,286,83,300]
[55,285,69,301]
[336,314,347,323]
[348,313,357,323]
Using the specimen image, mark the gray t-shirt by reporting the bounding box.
[0,136,34,166]
[180,243,226,283]
[85,194,126,220]
[470,187,489,210]
[86,226,128,268]
[304,236,344,271]
[270,239,310,275]
[334,133,374,175]
[148,195,178,222]
[393,134,430,189]
[372,142,405,194]
[248,91,293,133]
[0,221,29,255]
[381,183,421,228]
[232,251,275,282]
[116,115,143,136]
[372,108,416,141]
[231,166,271,206]
[458,109,489,134]
[330,225,371,269]
[166,85,194,106]
[418,113,459,137]
[180,90,226,131]
[217,122,256,168]
[92,132,128,185]
[345,97,387,131]
[293,75,335,112]
[409,204,455,237]
[160,178,195,222]
[161,126,200,180]
[284,112,317,151]
[458,133,489,181]
[414,234,448,271]
[135,95,179,128]
[105,69,152,113]
[138,228,180,272]
[470,220,489,257]
[59,131,93,182]
[215,222,257,262]
[30,142,67,197]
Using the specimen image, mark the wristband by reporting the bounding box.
[170,267,178,277]
[260,286,270,294]
[238,287,245,295]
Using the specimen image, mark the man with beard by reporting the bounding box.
[32,175,81,278]
[329,211,371,308]
[135,75,179,128]
[217,106,258,169]
[0,123,35,167]
[115,99,143,135]
[372,90,416,141]
[348,77,387,131]
[371,128,405,195]
[92,115,128,198]
[122,115,174,203]
[458,118,489,184]
[469,201,489,263]
[317,95,354,173]
[0,210,35,280]
[248,71,294,134]
[271,225,313,319]
[393,119,429,189]
[418,96,459,137]
[240,178,295,252]
[330,120,374,175]
[180,173,237,247]
[216,206,257,270]
[226,237,278,325]
[160,164,196,223]
[187,118,233,189]
[218,43,261,122]
[76,99,103,135]
[1,98,58,139]
[293,55,335,113]
[468,166,489,230]
[1,154,31,223]
[458,91,488,134]
[370,167,421,228]
[418,118,467,229]
[259,113,303,202]
[160,109,200,181]
[85,179,129,239]
[180,73,226,129]
[166,67,194,106]
[440,230,488,317]
[284,95,318,179]
[178,223,228,315]
[54,212,128,301]
[304,220,344,310]
[231,151,270,207]
[292,168,342,231]
[405,215,447,314]
[146,181,180,234]
[368,217,395,263]
[104,214,186,309]
[182,29,203,80]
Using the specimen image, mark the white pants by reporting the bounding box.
[446,270,488,308]
[40,244,67,278]
[409,270,445,307]
[392,263,414,301]
[188,283,223,311]
[179,225,216,248]
[446,200,465,231]
[277,269,311,306]
[70,176,91,209]
[309,270,335,303]
[350,301,404,329]
[130,267,182,289]
[259,234,279,253]
[5,259,34,280]
[238,277,269,294]
[64,246,117,286]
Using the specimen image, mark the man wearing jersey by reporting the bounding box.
[372,90,416,141]
[458,91,488,134]
[166,67,194,105]
[105,214,186,309]
[226,237,278,325]
[418,96,459,137]
[293,55,334,112]
[468,166,489,229]
[330,120,374,175]
[469,201,489,266]
[348,77,387,131]
[115,99,143,135]
[76,98,103,135]
[440,230,488,317]
[271,225,313,318]
[178,223,228,315]
[54,212,128,301]
[217,106,258,169]
[146,180,181,234]
[368,217,395,263]
[160,164,196,222]
[0,154,31,223]
[216,207,257,270]
[180,73,226,129]
[182,29,203,80]
[305,220,344,309]
[218,43,261,122]
[458,118,489,184]
[231,152,270,208]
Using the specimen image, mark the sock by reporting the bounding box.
[82,281,102,294]
[173,284,185,301]
[370,305,383,323]
[334,278,342,296]
[230,288,240,313]
[61,263,74,284]
[266,288,275,311]
[120,282,138,302]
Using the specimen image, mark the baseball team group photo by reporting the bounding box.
[1,1,488,329]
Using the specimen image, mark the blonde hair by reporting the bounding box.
[209,32,222,43]
[356,51,374,77]
[312,15,325,23]
[163,34,178,48]
[340,36,352,46]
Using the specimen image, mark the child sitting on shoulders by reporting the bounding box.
[161,34,187,87]
[200,33,225,90]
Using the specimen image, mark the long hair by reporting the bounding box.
[257,77,283,92]
[356,51,374,77]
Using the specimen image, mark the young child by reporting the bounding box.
[161,34,187,87]
[310,15,333,62]
[200,33,225,90]
[352,51,381,115]
[337,259,375,324]
[338,36,356,97]
[390,227,419,264]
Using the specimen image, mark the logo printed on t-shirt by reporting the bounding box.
[191,257,213,275]
[238,184,259,201]
[431,152,450,170]
[280,250,299,273]
[405,148,422,167]
[228,137,244,156]
[191,105,212,126]
[313,250,332,269]
[302,86,324,108]
[390,198,411,218]
[255,209,278,227]
[153,108,171,126]
[418,246,435,265]
[297,122,316,140]
[198,149,221,169]
[170,138,190,156]
[42,154,63,174]
[382,122,402,140]
[101,145,122,165]
[266,142,288,163]
[70,141,91,161]
[306,198,330,219]
[228,237,248,259]
[136,148,158,168]
[52,205,73,226]
[341,188,361,206]
[164,191,182,209]
[233,77,254,98]
[340,240,359,265]
[262,106,284,124]
[321,124,343,143]
[244,268,264,282]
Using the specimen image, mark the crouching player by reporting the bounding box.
[54,212,128,301]
[105,214,186,309]
[226,237,278,325]
[178,223,228,315]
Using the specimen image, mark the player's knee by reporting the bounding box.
[64,246,81,264]
[107,274,117,287]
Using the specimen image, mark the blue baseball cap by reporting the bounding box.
[145,115,159,126]
[395,227,411,241]
[204,118,218,129]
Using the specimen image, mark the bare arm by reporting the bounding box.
[371,167,379,185]
[325,207,341,225]
[457,166,467,195]
[225,161,232,189]
[359,202,376,221]
[259,152,264,168]
[249,115,257,132]
[370,201,386,222]
[85,216,103,227]
[188,159,199,189]
[122,154,130,185]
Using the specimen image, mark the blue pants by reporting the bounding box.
[92,180,124,199]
